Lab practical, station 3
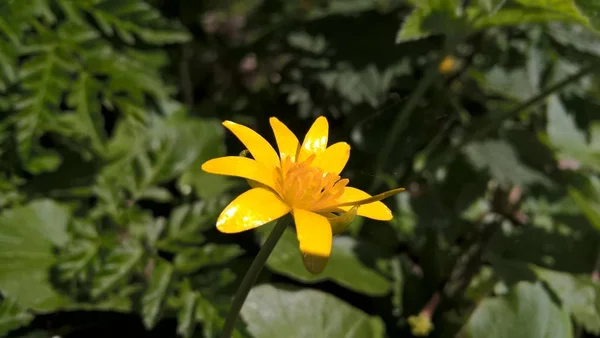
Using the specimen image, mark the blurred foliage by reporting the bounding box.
[1,0,600,337]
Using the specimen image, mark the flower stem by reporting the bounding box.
[220,216,290,338]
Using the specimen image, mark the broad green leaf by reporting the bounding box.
[533,266,600,334]
[0,297,33,337]
[90,244,144,298]
[459,282,573,338]
[546,95,600,168]
[0,200,70,311]
[547,95,587,153]
[262,226,391,296]
[174,244,244,274]
[141,259,173,329]
[463,140,552,188]
[241,284,385,338]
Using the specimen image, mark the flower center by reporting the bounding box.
[275,155,348,210]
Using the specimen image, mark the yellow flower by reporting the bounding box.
[201,116,404,274]
[439,55,458,74]
[408,314,434,336]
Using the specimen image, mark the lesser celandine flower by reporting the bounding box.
[202,116,404,274]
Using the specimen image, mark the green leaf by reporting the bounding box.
[576,0,600,30]
[141,259,173,329]
[103,114,221,201]
[569,177,600,230]
[533,266,600,334]
[546,95,600,169]
[475,0,507,13]
[459,282,573,338]
[242,284,385,338]
[90,244,143,298]
[174,244,244,274]
[177,282,199,338]
[463,139,552,188]
[78,0,191,45]
[155,201,226,252]
[0,200,70,311]
[396,1,471,43]
[61,71,106,155]
[547,95,587,153]
[0,297,33,337]
[176,118,236,199]
[513,0,600,31]
[262,226,391,296]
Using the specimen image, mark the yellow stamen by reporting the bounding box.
[275,155,348,210]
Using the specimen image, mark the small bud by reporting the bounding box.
[408,313,434,336]
[439,55,459,74]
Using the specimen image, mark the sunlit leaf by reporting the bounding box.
[241,284,385,338]
[0,200,70,311]
[459,282,573,338]
[533,265,600,334]
[261,225,392,296]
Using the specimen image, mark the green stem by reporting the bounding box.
[220,216,290,338]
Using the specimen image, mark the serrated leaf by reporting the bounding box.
[0,200,70,311]
[177,281,199,338]
[459,282,573,338]
[141,259,173,329]
[61,71,106,155]
[241,284,385,338]
[103,114,220,201]
[0,297,33,337]
[91,244,143,298]
[262,225,392,296]
[533,266,600,334]
[174,244,244,274]
[79,0,191,45]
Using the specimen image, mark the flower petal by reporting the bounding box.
[223,121,280,169]
[334,187,405,221]
[292,208,332,274]
[217,188,290,233]
[297,116,329,162]
[312,142,350,174]
[201,156,276,189]
[325,206,358,235]
[269,117,300,161]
